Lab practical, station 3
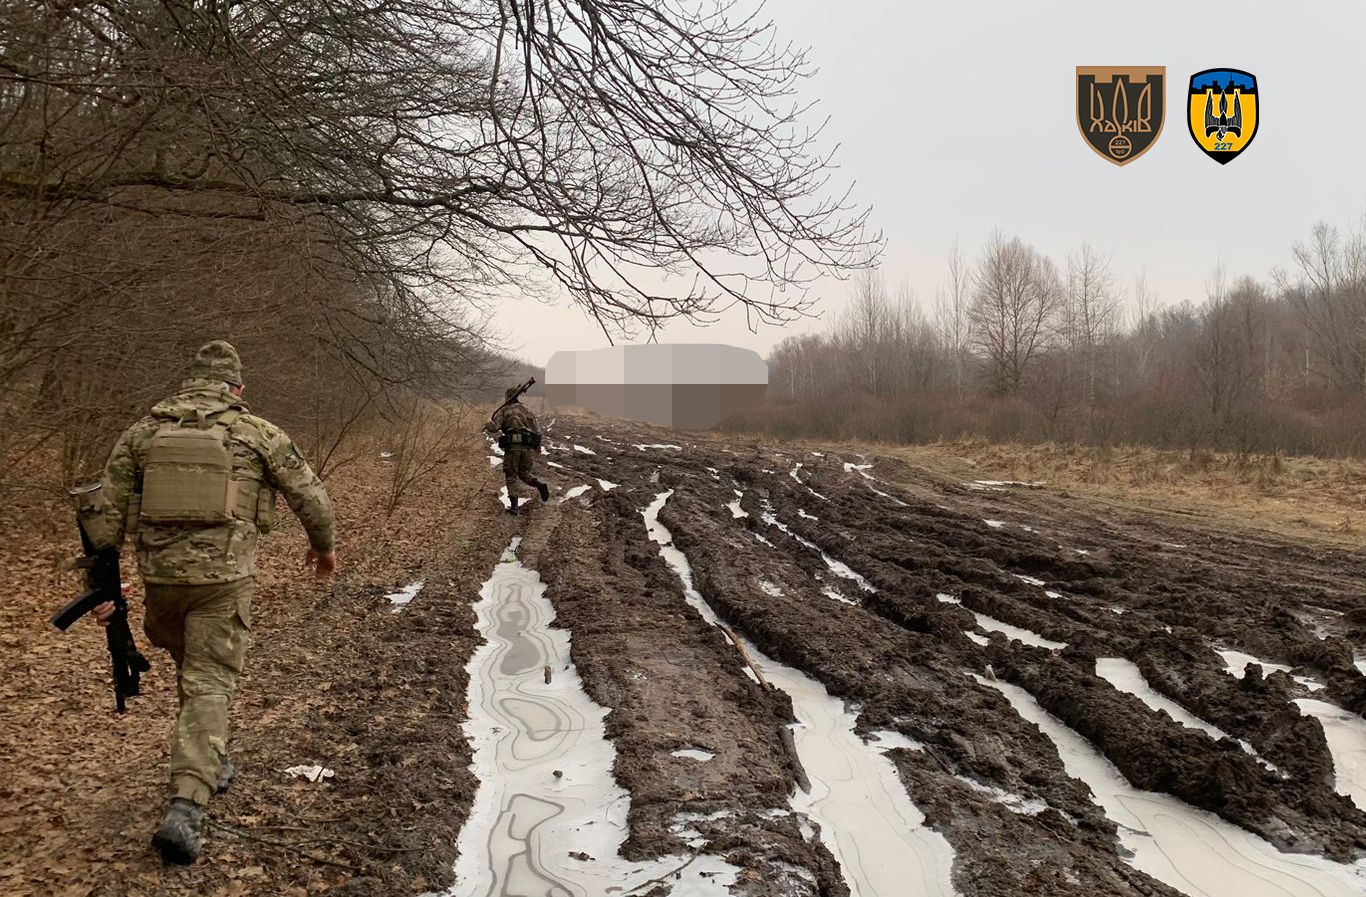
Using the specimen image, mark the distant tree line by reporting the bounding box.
[726,218,1366,458]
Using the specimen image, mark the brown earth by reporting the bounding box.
[10,408,1366,896]
[1,430,511,897]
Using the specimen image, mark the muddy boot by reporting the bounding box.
[507,496,520,517]
[152,798,205,865]
[215,759,235,796]
[537,482,550,502]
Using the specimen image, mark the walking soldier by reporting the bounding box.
[484,383,550,515]
[85,340,337,864]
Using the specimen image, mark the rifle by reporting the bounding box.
[489,376,536,422]
[50,484,150,713]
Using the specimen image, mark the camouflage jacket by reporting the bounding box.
[484,402,539,436]
[91,379,335,585]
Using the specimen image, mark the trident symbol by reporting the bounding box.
[1089,79,1153,133]
[1204,83,1243,140]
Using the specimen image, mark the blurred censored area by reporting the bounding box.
[545,344,767,430]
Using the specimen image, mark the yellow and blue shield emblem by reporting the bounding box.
[1188,69,1259,164]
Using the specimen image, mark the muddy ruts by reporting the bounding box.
[1133,630,1339,786]
[649,480,1181,896]
[531,492,849,896]
[997,644,1366,860]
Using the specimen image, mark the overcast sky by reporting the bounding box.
[494,0,1366,366]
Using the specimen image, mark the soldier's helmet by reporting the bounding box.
[505,386,520,400]
[191,340,243,387]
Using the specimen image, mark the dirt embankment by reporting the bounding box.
[1,436,510,896]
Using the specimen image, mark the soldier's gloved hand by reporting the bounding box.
[92,601,116,627]
[305,547,338,580]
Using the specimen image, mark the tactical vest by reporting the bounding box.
[134,409,277,534]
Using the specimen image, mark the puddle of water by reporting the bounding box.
[1014,574,1047,587]
[1217,649,1293,679]
[672,748,716,762]
[842,462,908,505]
[954,776,1048,815]
[1097,658,1282,773]
[798,509,820,521]
[572,444,596,455]
[964,631,990,647]
[984,519,1005,529]
[727,500,747,519]
[385,581,424,613]
[823,587,856,606]
[449,540,742,897]
[597,479,619,491]
[633,443,682,450]
[560,484,593,503]
[980,676,1366,897]
[938,595,1065,650]
[1097,658,1228,740]
[760,501,875,593]
[1294,699,1366,812]
[644,492,957,897]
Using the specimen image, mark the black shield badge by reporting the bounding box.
[1076,67,1166,166]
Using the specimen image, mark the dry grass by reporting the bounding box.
[899,438,1366,546]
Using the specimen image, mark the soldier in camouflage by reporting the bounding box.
[90,340,336,864]
[484,387,550,515]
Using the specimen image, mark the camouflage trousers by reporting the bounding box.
[503,447,544,498]
[144,578,253,806]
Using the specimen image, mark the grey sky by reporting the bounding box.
[495,0,1366,366]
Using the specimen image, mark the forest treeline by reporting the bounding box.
[0,1,867,501]
[723,221,1366,458]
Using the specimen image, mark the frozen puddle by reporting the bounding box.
[385,581,424,613]
[1295,699,1366,812]
[449,539,742,896]
[645,492,957,897]
[936,594,1065,650]
[980,676,1366,897]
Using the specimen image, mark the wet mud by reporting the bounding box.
[512,414,1366,896]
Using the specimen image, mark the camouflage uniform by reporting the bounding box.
[484,397,547,502]
[91,341,334,808]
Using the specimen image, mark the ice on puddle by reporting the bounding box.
[983,519,1006,528]
[286,765,335,782]
[759,580,785,597]
[1216,649,1292,679]
[955,776,1048,815]
[597,479,619,491]
[488,455,503,467]
[798,509,819,521]
[727,500,748,519]
[964,631,990,646]
[1013,573,1047,586]
[671,748,716,762]
[823,588,856,606]
[561,484,593,502]
[633,443,682,450]
[572,444,596,455]
[386,581,425,613]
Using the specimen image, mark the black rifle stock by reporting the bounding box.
[51,496,150,713]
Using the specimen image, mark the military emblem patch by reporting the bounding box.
[1187,69,1258,164]
[1076,67,1166,166]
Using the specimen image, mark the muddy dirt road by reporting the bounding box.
[468,413,1366,897]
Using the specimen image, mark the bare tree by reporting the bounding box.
[1063,242,1120,435]
[934,239,972,397]
[969,231,1061,395]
